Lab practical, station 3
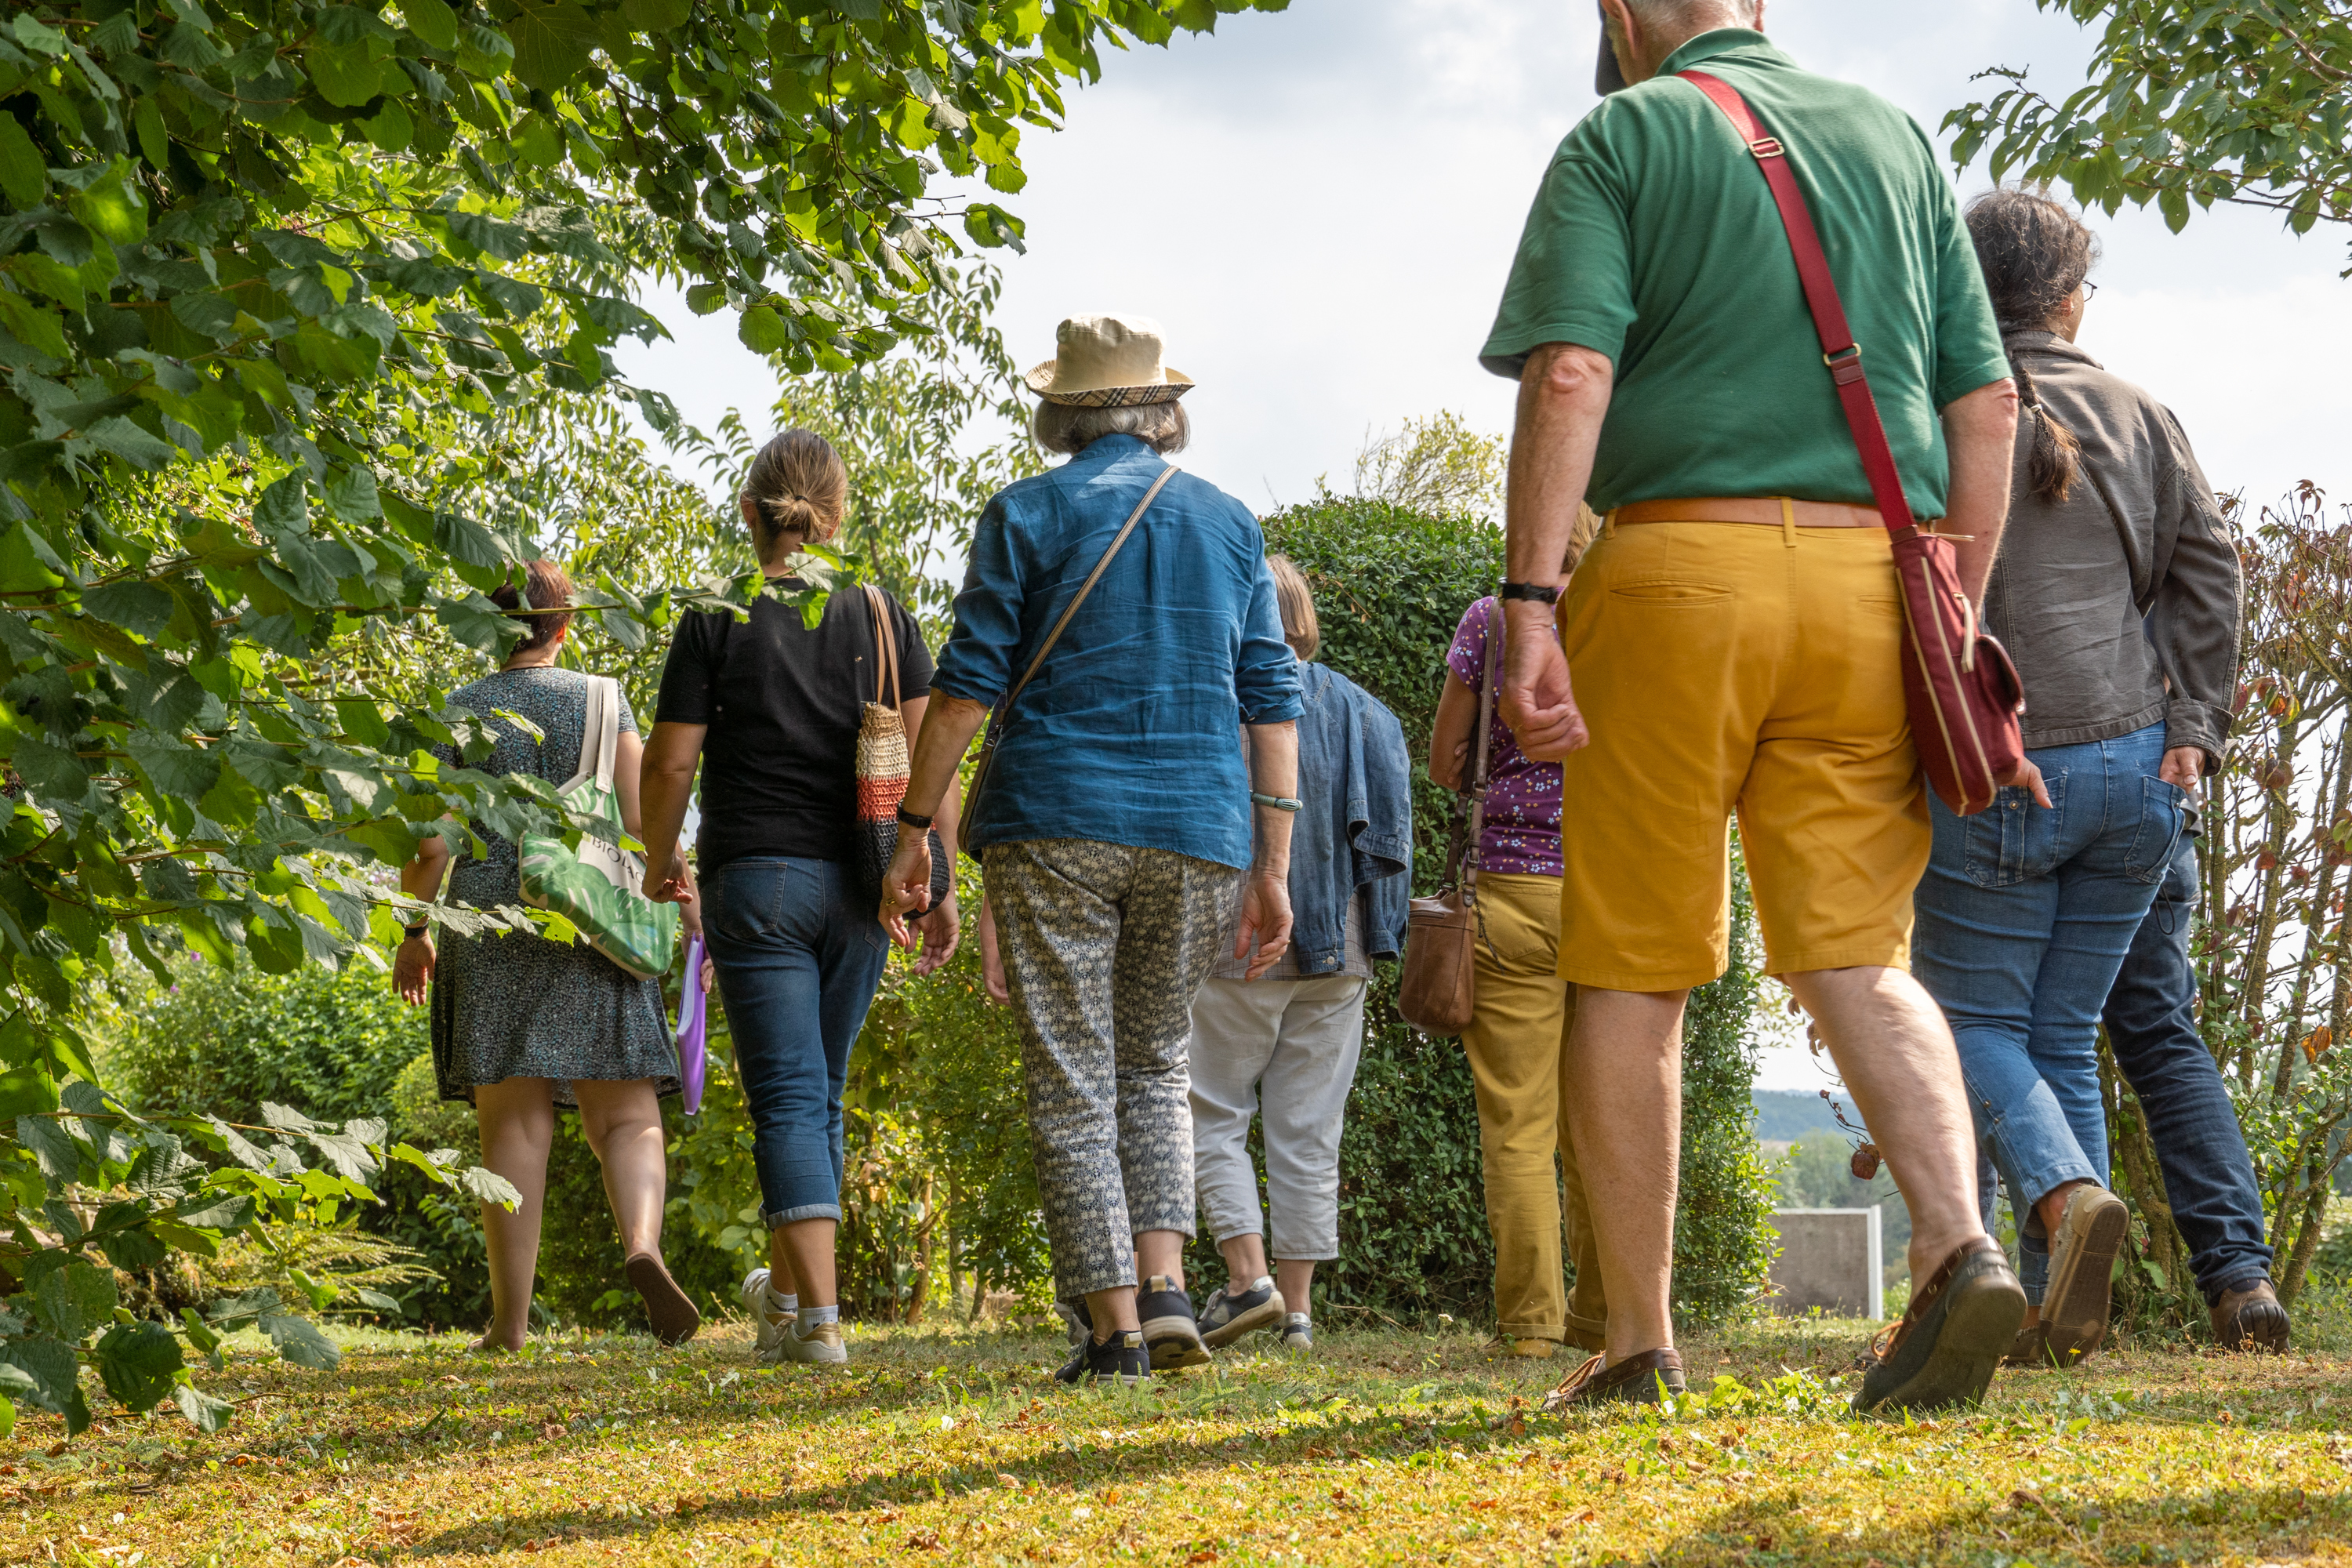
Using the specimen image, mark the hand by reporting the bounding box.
[1497,602,1587,762]
[644,848,695,909]
[2160,746,2205,792]
[699,953,717,996]
[912,894,962,978]
[880,833,935,948]
[394,935,435,1005]
[978,895,1009,1006]
[1234,869,1294,981]
[2002,754,2055,809]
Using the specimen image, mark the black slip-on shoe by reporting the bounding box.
[2042,1186,2129,1367]
[1138,1275,1210,1370]
[1541,1348,1686,1411]
[1853,1236,2025,1414]
[1198,1277,1286,1348]
[1054,1330,1149,1387]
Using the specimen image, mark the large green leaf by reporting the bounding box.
[94,1322,183,1411]
[503,0,599,93]
[260,1313,340,1370]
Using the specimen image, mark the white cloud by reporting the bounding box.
[615,0,2352,517]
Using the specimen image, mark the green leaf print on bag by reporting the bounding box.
[519,677,681,980]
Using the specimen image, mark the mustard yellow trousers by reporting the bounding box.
[1460,871,1607,1352]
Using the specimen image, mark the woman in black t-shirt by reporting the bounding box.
[639,430,960,1368]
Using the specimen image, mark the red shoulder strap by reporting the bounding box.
[1675,68,1919,535]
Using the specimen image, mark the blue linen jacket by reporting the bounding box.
[1287,661,1413,975]
[933,435,1304,871]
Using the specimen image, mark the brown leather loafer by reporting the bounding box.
[2042,1185,2129,1366]
[1541,1347,1685,1410]
[2002,1317,2052,1369]
[2210,1279,2289,1353]
[1853,1236,2024,1414]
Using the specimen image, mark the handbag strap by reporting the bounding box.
[863,584,902,710]
[1461,597,1502,900]
[997,464,1179,718]
[575,674,619,793]
[1676,70,1919,536]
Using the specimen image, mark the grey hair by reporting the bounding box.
[1625,0,1759,24]
[1031,400,1192,458]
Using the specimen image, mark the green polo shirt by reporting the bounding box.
[1479,30,2009,517]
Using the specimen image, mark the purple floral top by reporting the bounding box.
[1446,597,1564,878]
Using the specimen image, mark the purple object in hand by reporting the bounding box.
[675,934,707,1116]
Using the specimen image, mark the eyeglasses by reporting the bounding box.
[2080,279,2100,300]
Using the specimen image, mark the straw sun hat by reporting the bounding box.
[1024,314,1196,408]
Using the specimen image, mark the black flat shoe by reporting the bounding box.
[1137,1275,1210,1370]
[1854,1237,2024,1414]
[1054,1330,1149,1387]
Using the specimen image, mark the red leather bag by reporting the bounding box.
[1679,69,2025,818]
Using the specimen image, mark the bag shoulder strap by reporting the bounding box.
[1675,69,1919,536]
[571,673,619,794]
[863,584,902,710]
[1461,597,1502,898]
[999,463,1179,717]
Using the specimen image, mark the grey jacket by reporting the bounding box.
[1984,332,2241,769]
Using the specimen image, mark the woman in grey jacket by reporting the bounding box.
[1912,189,2242,1371]
[1186,558,1411,1355]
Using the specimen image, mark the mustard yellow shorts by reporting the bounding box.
[1555,517,1929,990]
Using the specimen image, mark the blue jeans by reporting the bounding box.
[703,857,891,1227]
[2100,835,2274,1304]
[1912,722,2187,1304]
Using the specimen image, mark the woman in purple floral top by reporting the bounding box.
[1430,594,1606,1357]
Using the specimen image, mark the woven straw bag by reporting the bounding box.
[853,586,951,913]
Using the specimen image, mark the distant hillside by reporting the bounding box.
[1751,1089,1870,1145]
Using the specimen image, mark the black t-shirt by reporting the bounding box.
[654,579,935,871]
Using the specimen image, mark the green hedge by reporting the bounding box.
[1176,496,1773,1325]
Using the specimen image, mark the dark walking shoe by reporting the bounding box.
[1138,1275,1211,1370]
[1054,1330,1149,1387]
[625,1254,702,1346]
[1198,1276,1286,1348]
[2002,1316,2052,1369]
[2210,1279,2289,1353]
[1541,1348,1686,1410]
[2042,1186,2129,1366]
[1853,1237,2024,1414]
[1279,1314,1314,1354]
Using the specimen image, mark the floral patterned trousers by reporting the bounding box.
[985,839,1245,1299]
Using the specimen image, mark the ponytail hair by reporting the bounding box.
[489,559,573,655]
[1964,187,2097,506]
[741,429,848,554]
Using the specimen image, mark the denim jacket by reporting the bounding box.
[1287,662,1413,975]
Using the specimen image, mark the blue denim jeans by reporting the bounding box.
[1912,721,2188,1304]
[703,857,891,1227]
[2100,835,2274,1304]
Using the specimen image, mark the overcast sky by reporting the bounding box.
[613,0,2352,1092]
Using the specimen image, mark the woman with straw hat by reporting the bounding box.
[880,314,1305,1385]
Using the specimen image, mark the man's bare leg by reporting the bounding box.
[1560,986,1687,1363]
[1782,965,1991,1284]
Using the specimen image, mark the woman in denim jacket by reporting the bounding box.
[1186,558,1412,1354]
[1912,190,2241,1370]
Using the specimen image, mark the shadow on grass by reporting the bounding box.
[1650,1481,2350,1566]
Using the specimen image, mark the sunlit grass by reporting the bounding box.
[10,1311,2352,1565]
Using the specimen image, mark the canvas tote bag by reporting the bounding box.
[517,675,682,980]
[1678,68,2026,816]
[1399,600,1500,1036]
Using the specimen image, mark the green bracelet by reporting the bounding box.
[1250,793,1304,813]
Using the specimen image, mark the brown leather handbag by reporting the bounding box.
[1399,601,1499,1036]
[1679,69,2026,816]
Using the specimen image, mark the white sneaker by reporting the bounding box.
[740,1267,793,1363]
[780,1318,848,1366]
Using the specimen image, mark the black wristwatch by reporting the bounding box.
[1500,581,1563,604]
[896,804,934,831]
[404,923,430,941]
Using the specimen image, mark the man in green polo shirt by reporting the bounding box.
[1485,0,2031,1414]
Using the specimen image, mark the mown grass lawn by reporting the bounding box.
[9,1309,2352,1566]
